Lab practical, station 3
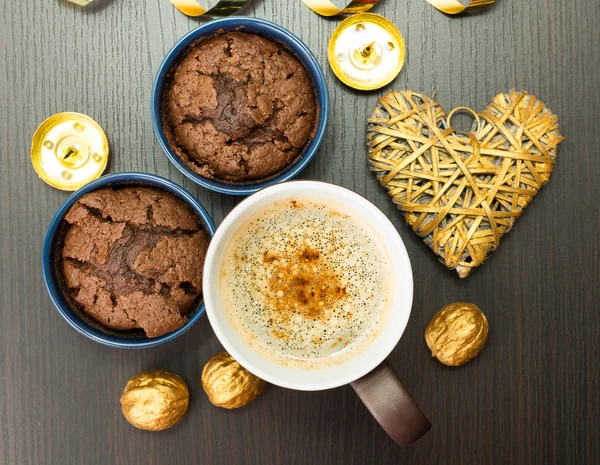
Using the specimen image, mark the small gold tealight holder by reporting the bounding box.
[328,13,405,91]
[31,112,109,191]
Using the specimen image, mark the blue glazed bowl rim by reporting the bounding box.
[42,172,217,349]
[151,16,330,196]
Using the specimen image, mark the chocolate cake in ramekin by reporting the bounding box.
[42,173,216,348]
[152,18,329,196]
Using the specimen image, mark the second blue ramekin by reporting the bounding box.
[151,17,330,196]
[42,172,216,349]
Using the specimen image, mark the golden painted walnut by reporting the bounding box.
[202,351,266,409]
[425,302,488,366]
[120,370,189,431]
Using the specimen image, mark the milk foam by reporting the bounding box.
[220,199,391,369]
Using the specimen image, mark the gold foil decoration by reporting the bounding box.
[170,0,249,16]
[426,0,495,15]
[425,302,489,366]
[302,0,380,16]
[120,370,190,431]
[302,0,494,16]
[328,13,405,91]
[202,351,266,409]
[31,112,109,191]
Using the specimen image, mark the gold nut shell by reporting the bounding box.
[425,302,489,366]
[201,351,266,409]
[120,370,189,431]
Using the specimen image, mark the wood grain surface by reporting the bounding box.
[1,0,599,464]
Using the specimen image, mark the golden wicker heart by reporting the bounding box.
[367,90,563,278]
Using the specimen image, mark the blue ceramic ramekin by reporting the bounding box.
[151,17,329,196]
[42,172,216,349]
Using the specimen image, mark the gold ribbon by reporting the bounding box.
[170,0,249,16]
[302,0,380,17]
[426,0,495,14]
[303,0,494,16]
[69,0,493,15]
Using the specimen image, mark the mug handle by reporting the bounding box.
[350,360,431,445]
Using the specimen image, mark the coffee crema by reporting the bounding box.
[220,198,391,369]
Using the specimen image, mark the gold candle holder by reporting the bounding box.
[328,13,405,91]
[31,113,109,191]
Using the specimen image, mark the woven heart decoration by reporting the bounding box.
[367,90,563,278]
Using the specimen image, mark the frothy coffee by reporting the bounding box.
[220,199,391,369]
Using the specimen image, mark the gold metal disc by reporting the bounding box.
[31,112,109,191]
[328,13,405,91]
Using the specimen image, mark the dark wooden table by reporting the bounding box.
[1,0,599,464]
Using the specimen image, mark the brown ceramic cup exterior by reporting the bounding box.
[351,361,431,445]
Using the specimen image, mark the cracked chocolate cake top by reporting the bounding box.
[60,187,210,338]
[162,31,318,182]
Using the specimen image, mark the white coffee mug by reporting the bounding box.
[203,181,430,444]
